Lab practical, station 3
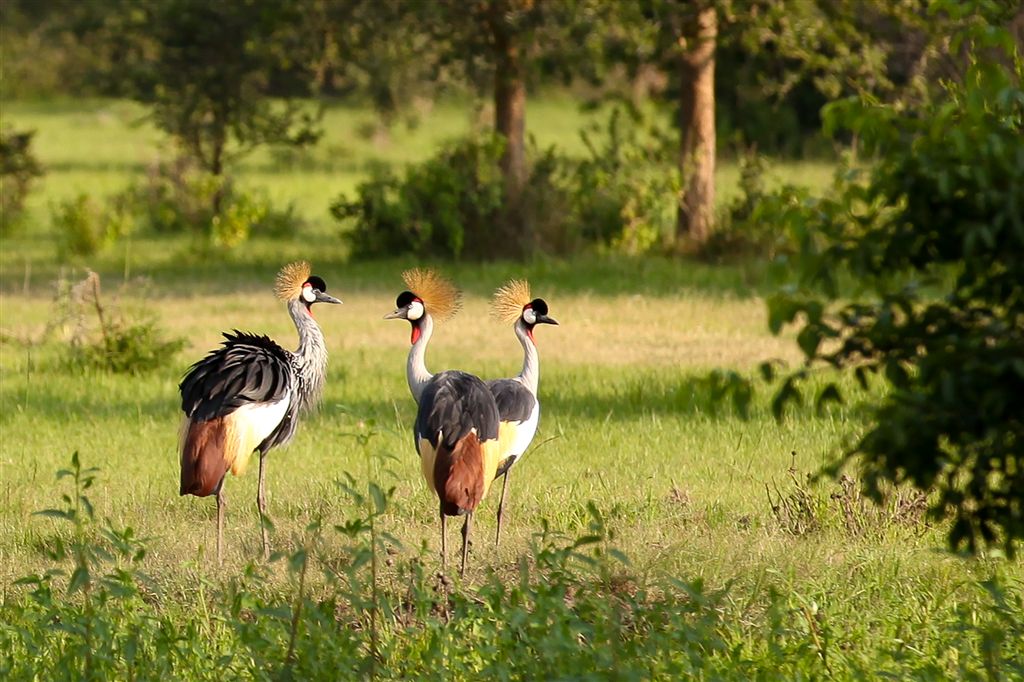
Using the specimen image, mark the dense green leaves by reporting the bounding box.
[114,0,322,209]
[0,128,43,234]
[768,18,1024,556]
[331,136,507,259]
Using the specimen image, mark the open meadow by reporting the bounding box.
[1,99,1022,679]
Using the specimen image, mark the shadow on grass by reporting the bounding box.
[125,252,773,301]
[2,388,176,422]
[543,374,750,421]
[534,368,877,423]
[3,233,775,300]
[44,160,150,174]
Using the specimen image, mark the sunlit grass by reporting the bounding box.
[1,97,1018,678]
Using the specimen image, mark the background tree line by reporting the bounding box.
[7,0,1015,257]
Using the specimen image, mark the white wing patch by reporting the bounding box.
[236,398,291,445]
[507,401,540,460]
[229,397,291,476]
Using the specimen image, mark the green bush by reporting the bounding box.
[0,128,44,234]
[124,156,300,248]
[766,19,1024,557]
[331,136,506,259]
[130,157,221,234]
[331,110,679,260]
[567,107,679,255]
[52,194,109,259]
[701,151,803,262]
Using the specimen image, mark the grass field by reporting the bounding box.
[1,98,1022,679]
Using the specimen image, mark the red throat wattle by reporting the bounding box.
[526,326,535,344]
[410,324,422,345]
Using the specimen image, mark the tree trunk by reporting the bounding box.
[676,6,717,248]
[211,147,225,217]
[491,9,529,255]
[210,122,226,217]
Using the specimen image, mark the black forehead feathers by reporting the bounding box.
[396,290,417,307]
[306,275,327,292]
[529,298,549,316]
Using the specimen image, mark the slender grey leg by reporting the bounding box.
[216,483,226,566]
[495,470,510,548]
[440,508,448,575]
[460,512,473,578]
[257,452,270,560]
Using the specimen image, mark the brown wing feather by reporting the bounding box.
[179,417,231,497]
[435,431,485,516]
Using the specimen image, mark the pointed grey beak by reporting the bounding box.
[384,308,406,320]
[316,292,342,305]
[538,314,559,326]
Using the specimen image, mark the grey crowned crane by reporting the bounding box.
[487,280,558,547]
[178,261,340,563]
[384,268,502,577]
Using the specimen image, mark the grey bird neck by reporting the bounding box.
[514,319,540,395]
[407,313,435,404]
[288,298,329,410]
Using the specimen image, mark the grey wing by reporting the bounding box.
[179,330,293,422]
[486,379,536,423]
[416,370,500,450]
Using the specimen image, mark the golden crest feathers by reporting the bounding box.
[402,268,462,322]
[491,279,531,324]
[274,261,312,301]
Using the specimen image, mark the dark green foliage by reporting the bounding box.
[0,128,44,234]
[128,157,223,235]
[766,20,1024,556]
[332,109,684,260]
[566,106,679,254]
[331,136,507,259]
[701,151,800,262]
[113,0,321,217]
[123,157,301,247]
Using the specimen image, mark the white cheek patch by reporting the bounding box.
[522,308,537,325]
[408,301,425,320]
[302,286,316,303]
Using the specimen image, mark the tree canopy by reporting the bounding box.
[767,14,1024,556]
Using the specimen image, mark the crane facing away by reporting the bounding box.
[178,261,340,563]
[487,279,558,548]
[385,268,502,577]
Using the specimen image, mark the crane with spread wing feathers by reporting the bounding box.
[385,269,501,577]
[178,261,340,563]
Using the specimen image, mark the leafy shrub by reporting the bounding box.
[52,192,135,260]
[0,127,44,234]
[766,20,1024,556]
[700,150,796,262]
[63,271,185,374]
[566,106,679,255]
[331,109,679,260]
[125,156,300,248]
[130,157,221,234]
[332,136,506,259]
